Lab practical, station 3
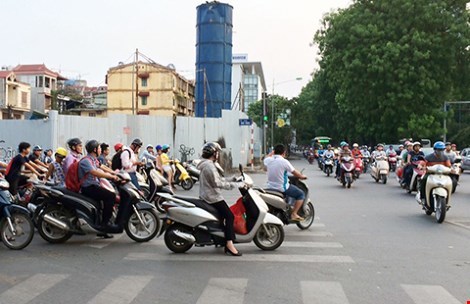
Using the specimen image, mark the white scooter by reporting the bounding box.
[157,166,285,253]
[370,155,389,184]
[416,164,453,223]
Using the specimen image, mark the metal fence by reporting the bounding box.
[0,110,262,167]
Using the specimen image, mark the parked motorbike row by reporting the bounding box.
[1,162,315,253]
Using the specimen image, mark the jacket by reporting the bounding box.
[197,158,235,204]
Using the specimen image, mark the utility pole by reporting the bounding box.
[271,78,275,150]
[135,48,139,115]
[203,68,207,143]
[262,91,267,155]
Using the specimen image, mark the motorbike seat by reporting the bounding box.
[263,189,285,199]
[174,196,222,219]
[52,186,101,209]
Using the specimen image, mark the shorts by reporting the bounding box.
[163,165,172,173]
[284,184,305,201]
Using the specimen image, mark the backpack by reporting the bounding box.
[111,149,130,171]
[65,157,93,192]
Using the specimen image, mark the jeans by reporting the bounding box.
[81,184,116,225]
[128,172,140,189]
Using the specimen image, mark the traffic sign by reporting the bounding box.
[239,119,252,126]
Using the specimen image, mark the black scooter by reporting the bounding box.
[35,171,160,244]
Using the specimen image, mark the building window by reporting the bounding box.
[21,92,28,107]
[36,76,43,88]
[141,96,147,106]
[141,78,147,87]
[89,113,96,117]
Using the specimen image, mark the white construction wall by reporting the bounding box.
[0,110,261,167]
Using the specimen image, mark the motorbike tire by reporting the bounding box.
[37,206,74,244]
[0,212,34,250]
[451,177,457,194]
[408,180,415,194]
[346,177,352,188]
[326,169,330,177]
[382,175,387,184]
[154,196,166,213]
[434,195,446,223]
[253,223,284,251]
[296,202,315,230]
[425,209,433,216]
[125,208,160,242]
[181,178,194,191]
[164,224,194,253]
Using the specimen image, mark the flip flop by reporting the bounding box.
[291,216,304,222]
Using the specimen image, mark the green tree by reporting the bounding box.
[310,0,470,144]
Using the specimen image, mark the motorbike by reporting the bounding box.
[416,164,453,223]
[408,159,426,193]
[0,178,34,250]
[169,159,194,191]
[449,158,461,194]
[34,171,160,244]
[184,159,201,184]
[370,156,389,184]
[157,166,285,253]
[323,155,334,177]
[353,156,363,179]
[139,164,175,213]
[362,156,370,173]
[307,152,315,165]
[338,156,355,188]
[255,175,315,230]
[388,152,398,172]
[395,156,405,185]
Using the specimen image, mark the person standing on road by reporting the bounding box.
[264,144,307,222]
[198,142,243,256]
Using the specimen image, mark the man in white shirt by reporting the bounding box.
[264,144,307,221]
[121,138,144,189]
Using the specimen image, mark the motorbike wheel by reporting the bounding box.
[296,202,315,230]
[425,209,433,216]
[326,168,330,177]
[141,186,151,200]
[434,196,446,223]
[164,224,194,253]
[154,196,166,213]
[382,175,387,184]
[37,206,73,244]
[408,180,415,194]
[181,178,194,191]
[0,212,34,250]
[254,224,284,251]
[346,177,352,188]
[451,177,457,194]
[125,209,160,242]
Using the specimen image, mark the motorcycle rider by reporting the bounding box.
[371,144,387,162]
[63,138,83,176]
[351,143,363,158]
[336,142,352,178]
[443,142,457,164]
[386,145,396,157]
[418,141,452,204]
[79,140,120,238]
[160,144,175,191]
[264,144,308,222]
[323,145,335,160]
[198,142,243,256]
[140,144,158,168]
[29,145,49,170]
[402,142,425,188]
[98,143,111,167]
[121,138,145,189]
[45,147,68,187]
[451,144,459,156]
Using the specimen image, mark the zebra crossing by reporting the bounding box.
[0,274,464,304]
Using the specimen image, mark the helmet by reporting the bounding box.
[399,144,404,148]
[131,138,143,147]
[55,147,68,157]
[353,143,359,148]
[155,145,162,151]
[343,143,349,148]
[146,144,153,149]
[162,144,170,150]
[377,143,384,148]
[445,142,451,146]
[33,145,42,152]
[340,141,347,147]
[100,142,109,151]
[202,142,222,159]
[412,141,421,147]
[404,141,411,146]
[433,141,445,150]
[67,138,82,149]
[85,140,100,154]
[327,144,332,149]
[451,144,456,148]
[114,142,123,152]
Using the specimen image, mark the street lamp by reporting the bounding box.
[269,77,302,150]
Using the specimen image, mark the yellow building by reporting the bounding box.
[0,71,31,120]
[107,61,195,116]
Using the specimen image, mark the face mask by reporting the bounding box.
[435,150,443,157]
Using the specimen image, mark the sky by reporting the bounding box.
[1,0,352,98]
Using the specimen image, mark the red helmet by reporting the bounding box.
[114,142,123,152]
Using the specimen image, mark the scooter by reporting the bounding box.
[449,158,461,194]
[353,156,363,179]
[35,171,160,244]
[141,163,175,213]
[184,159,201,184]
[388,152,398,172]
[408,159,426,193]
[170,159,194,191]
[323,155,334,177]
[416,164,453,223]
[362,156,370,173]
[157,166,285,253]
[338,156,355,188]
[256,175,315,230]
[0,178,34,250]
[370,156,389,184]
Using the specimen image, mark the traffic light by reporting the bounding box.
[263,115,268,121]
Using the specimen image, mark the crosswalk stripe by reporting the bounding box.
[0,274,69,304]
[284,231,333,237]
[301,281,350,304]
[87,275,152,304]
[124,252,354,263]
[196,278,247,304]
[143,239,343,248]
[401,284,461,304]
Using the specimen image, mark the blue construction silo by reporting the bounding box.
[195,1,233,118]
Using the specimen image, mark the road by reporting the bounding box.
[0,159,469,304]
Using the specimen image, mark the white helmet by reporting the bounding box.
[353,143,359,148]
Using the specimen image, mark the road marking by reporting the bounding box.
[124,253,354,263]
[301,281,350,304]
[284,231,333,237]
[83,234,125,249]
[401,284,461,304]
[0,274,69,304]
[143,239,343,248]
[196,278,247,304]
[87,275,152,304]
